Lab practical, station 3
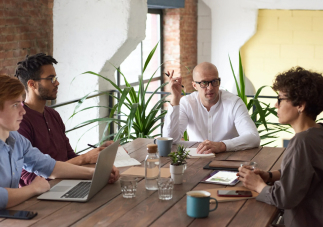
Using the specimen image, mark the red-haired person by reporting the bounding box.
[0,75,118,209]
[238,67,323,227]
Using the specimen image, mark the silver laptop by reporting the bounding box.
[37,140,119,202]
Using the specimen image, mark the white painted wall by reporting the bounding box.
[199,0,323,93]
[53,0,147,151]
[197,0,212,64]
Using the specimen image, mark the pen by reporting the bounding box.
[165,72,184,88]
[88,144,97,149]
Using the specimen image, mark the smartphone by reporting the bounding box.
[217,190,252,197]
[0,210,37,220]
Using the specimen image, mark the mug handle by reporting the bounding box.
[154,139,156,144]
[209,197,218,212]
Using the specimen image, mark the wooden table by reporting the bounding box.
[1,139,285,227]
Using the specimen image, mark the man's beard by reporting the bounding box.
[38,83,56,100]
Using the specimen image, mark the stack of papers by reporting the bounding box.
[114,147,141,168]
[187,148,215,158]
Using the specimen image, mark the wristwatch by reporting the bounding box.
[267,171,273,184]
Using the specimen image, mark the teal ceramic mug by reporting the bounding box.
[186,190,218,218]
[153,137,173,157]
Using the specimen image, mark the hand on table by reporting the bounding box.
[196,140,226,154]
[237,166,267,193]
[168,70,183,106]
[30,176,51,194]
[108,165,120,184]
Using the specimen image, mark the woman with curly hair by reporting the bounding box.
[238,67,323,227]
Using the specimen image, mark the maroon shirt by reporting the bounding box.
[18,105,77,186]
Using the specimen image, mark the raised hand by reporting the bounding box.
[168,70,183,106]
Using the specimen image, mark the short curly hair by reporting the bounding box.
[14,53,57,91]
[272,66,323,120]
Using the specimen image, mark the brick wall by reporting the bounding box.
[163,0,197,93]
[0,0,53,76]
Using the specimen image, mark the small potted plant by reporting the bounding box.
[168,145,190,184]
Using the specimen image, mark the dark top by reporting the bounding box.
[257,124,323,227]
[18,105,77,186]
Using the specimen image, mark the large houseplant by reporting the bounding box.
[70,43,169,146]
[229,52,291,146]
[168,145,190,184]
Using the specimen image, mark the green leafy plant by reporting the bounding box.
[69,42,169,145]
[168,145,190,166]
[229,52,291,146]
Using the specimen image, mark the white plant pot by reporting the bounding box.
[170,164,187,184]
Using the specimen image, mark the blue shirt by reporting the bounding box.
[0,131,56,209]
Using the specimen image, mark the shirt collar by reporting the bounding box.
[198,90,222,111]
[0,132,16,151]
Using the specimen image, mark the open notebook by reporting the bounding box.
[114,147,141,167]
[187,148,215,158]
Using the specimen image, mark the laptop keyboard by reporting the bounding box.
[61,182,91,199]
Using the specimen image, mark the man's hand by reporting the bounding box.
[237,166,267,193]
[168,70,183,106]
[100,140,114,148]
[108,165,120,184]
[83,147,105,164]
[196,140,226,154]
[29,176,50,194]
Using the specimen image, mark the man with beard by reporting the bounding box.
[15,53,119,186]
[163,62,260,154]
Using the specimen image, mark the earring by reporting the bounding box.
[298,110,301,114]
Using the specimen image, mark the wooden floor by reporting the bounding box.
[1,138,285,227]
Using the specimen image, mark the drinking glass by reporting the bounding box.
[157,178,174,200]
[240,161,257,170]
[120,176,138,198]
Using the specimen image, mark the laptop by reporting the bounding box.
[37,140,119,202]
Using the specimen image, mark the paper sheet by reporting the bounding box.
[187,148,215,158]
[114,147,141,168]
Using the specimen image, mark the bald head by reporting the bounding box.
[193,62,218,81]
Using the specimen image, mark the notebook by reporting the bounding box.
[187,148,215,158]
[37,140,119,202]
[114,147,141,167]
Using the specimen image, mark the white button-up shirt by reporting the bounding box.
[162,90,260,151]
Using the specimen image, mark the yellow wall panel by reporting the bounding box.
[241,9,323,145]
[315,46,323,58]
[278,16,312,31]
[313,17,323,31]
[258,9,292,17]
[293,31,323,44]
[280,44,314,58]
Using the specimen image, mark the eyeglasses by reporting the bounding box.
[33,76,58,84]
[277,96,288,106]
[194,78,221,88]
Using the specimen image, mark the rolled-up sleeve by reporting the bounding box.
[19,134,56,178]
[0,187,9,209]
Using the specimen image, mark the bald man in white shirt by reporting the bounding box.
[162,62,260,154]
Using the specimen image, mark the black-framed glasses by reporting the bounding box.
[33,76,58,84]
[194,78,221,88]
[277,96,288,106]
